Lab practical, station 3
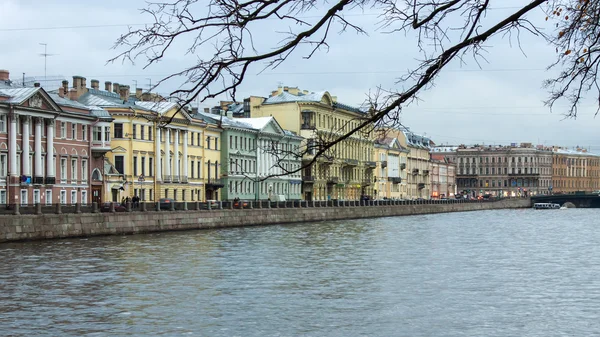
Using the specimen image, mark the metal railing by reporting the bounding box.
[0,196,524,215]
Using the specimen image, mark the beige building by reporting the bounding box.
[551,147,600,193]
[374,136,409,199]
[430,154,457,198]
[434,143,553,197]
[247,86,375,201]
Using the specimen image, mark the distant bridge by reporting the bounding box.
[531,194,600,208]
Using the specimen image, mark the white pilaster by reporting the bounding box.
[174,129,179,179]
[155,125,162,182]
[46,120,55,177]
[182,131,188,179]
[22,116,30,176]
[34,118,42,178]
[9,114,18,177]
[164,128,171,177]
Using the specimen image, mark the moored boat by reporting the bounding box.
[533,203,561,210]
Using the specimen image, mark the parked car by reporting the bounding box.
[100,202,127,212]
[159,198,175,210]
[233,199,250,209]
[202,200,220,209]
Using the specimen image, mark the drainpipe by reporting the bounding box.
[6,104,14,209]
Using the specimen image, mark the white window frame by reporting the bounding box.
[81,190,87,205]
[71,158,77,181]
[71,123,77,140]
[33,189,40,204]
[0,189,6,204]
[60,190,67,205]
[0,114,6,132]
[60,158,67,181]
[81,159,87,181]
[20,189,27,206]
[61,122,66,138]
[82,125,87,141]
[71,190,77,205]
[45,190,52,205]
[0,153,7,177]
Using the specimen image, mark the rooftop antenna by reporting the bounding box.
[39,43,57,83]
[146,78,152,92]
[132,80,138,91]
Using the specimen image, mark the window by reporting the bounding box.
[0,190,5,204]
[149,158,153,176]
[191,160,194,178]
[33,190,40,204]
[45,190,52,205]
[0,114,6,132]
[114,123,123,138]
[60,190,67,205]
[71,123,77,139]
[141,157,146,176]
[114,156,124,174]
[105,126,110,142]
[0,154,6,177]
[93,126,102,141]
[60,158,67,180]
[140,125,145,140]
[133,156,138,176]
[71,158,77,181]
[61,122,66,138]
[207,137,211,149]
[20,190,27,206]
[165,189,169,198]
[132,124,137,139]
[71,190,77,205]
[197,162,202,179]
[81,190,87,205]
[82,125,87,141]
[174,189,178,201]
[81,159,88,181]
[148,128,152,141]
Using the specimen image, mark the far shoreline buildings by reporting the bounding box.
[2,69,599,204]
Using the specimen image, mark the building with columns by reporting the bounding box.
[551,147,600,194]
[0,69,111,206]
[245,86,376,201]
[196,112,303,201]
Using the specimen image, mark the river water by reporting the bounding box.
[1,209,599,337]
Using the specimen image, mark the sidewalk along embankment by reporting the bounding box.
[0,198,531,243]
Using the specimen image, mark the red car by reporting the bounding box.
[100,202,127,212]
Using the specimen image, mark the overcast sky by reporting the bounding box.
[1,0,598,149]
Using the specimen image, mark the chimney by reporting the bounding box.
[105,81,112,91]
[0,69,9,81]
[119,85,130,101]
[91,79,99,90]
[204,108,210,113]
[69,88,78,101]
[34,82,40,88]
[59,80,68,98]
[271,90,278,97]
[112,82,119,93]
[283,86,289,92]
[192,106,198,114]
[73,76,84,89]
[136,88,143,98]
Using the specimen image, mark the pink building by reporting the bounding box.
[0,69,111,206]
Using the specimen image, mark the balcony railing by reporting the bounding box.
[163,175,172,182]
[423,170,430,175]
[300,123,316,130]
[205,178,224,188]
[381,161,388,168]
[364,161,377,168]
[400,163,406,170]
[412,169,419,175]
[180,176,188,183]
[173,175,180,182]
[44,177,56,185]
[302,175,315,182]
[418,183,426,189]
[388,177,402,184]
[33,176,44,185]
[361,179,372,186]
[327,177,339,185]
[508,172,540,176]
[344,159,359,166]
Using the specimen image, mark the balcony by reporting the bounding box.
[388,177,402,184]
[327,177,339,185]
[361,179,372,186]
[300,123,316,130]
[91,141,111,158]
[344,159,359,167]
[180,176,188,183]
[173,175,180,182]
[364,161,377,168]
[423,169,430,175]
[508,172,540,176]
[381,161,388,168]
[412,168,419,175]
[400,163,406,170]
[44,177,56,185]
[33,176,44,185]
[163,175,172,182]
[206,178,224,189]
[418,183,426,189]
[458,173,478,177]
[302,175,315,183]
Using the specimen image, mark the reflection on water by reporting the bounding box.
[1,209,600,336]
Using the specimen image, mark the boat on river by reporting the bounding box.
[533,202,561,210]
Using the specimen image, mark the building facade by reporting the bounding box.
[247,86,375,201]
[374,137,409,199]
[198,113,303,201]
[551,147,600,193]
[430,154,457,199]
[0,70,110,206]
[443,143,553,197]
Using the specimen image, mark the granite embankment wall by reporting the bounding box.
[0,199,531,243]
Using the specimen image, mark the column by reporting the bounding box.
[100,125,106,145]
[22,116,30,176]
[182,131,188,180]
[164,128,171,178]
[46,120,55,178]
[34,118,42,178]
[174,129,179,180]
[9,114,17,177]
[155,125,162,182]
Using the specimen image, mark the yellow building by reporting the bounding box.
[75,79,223,202]
[248,86,375,201]
[374,137,409,200]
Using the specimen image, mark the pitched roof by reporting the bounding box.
[262,89,366,114]
[0,87,40,104]
[135,101,178,115]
